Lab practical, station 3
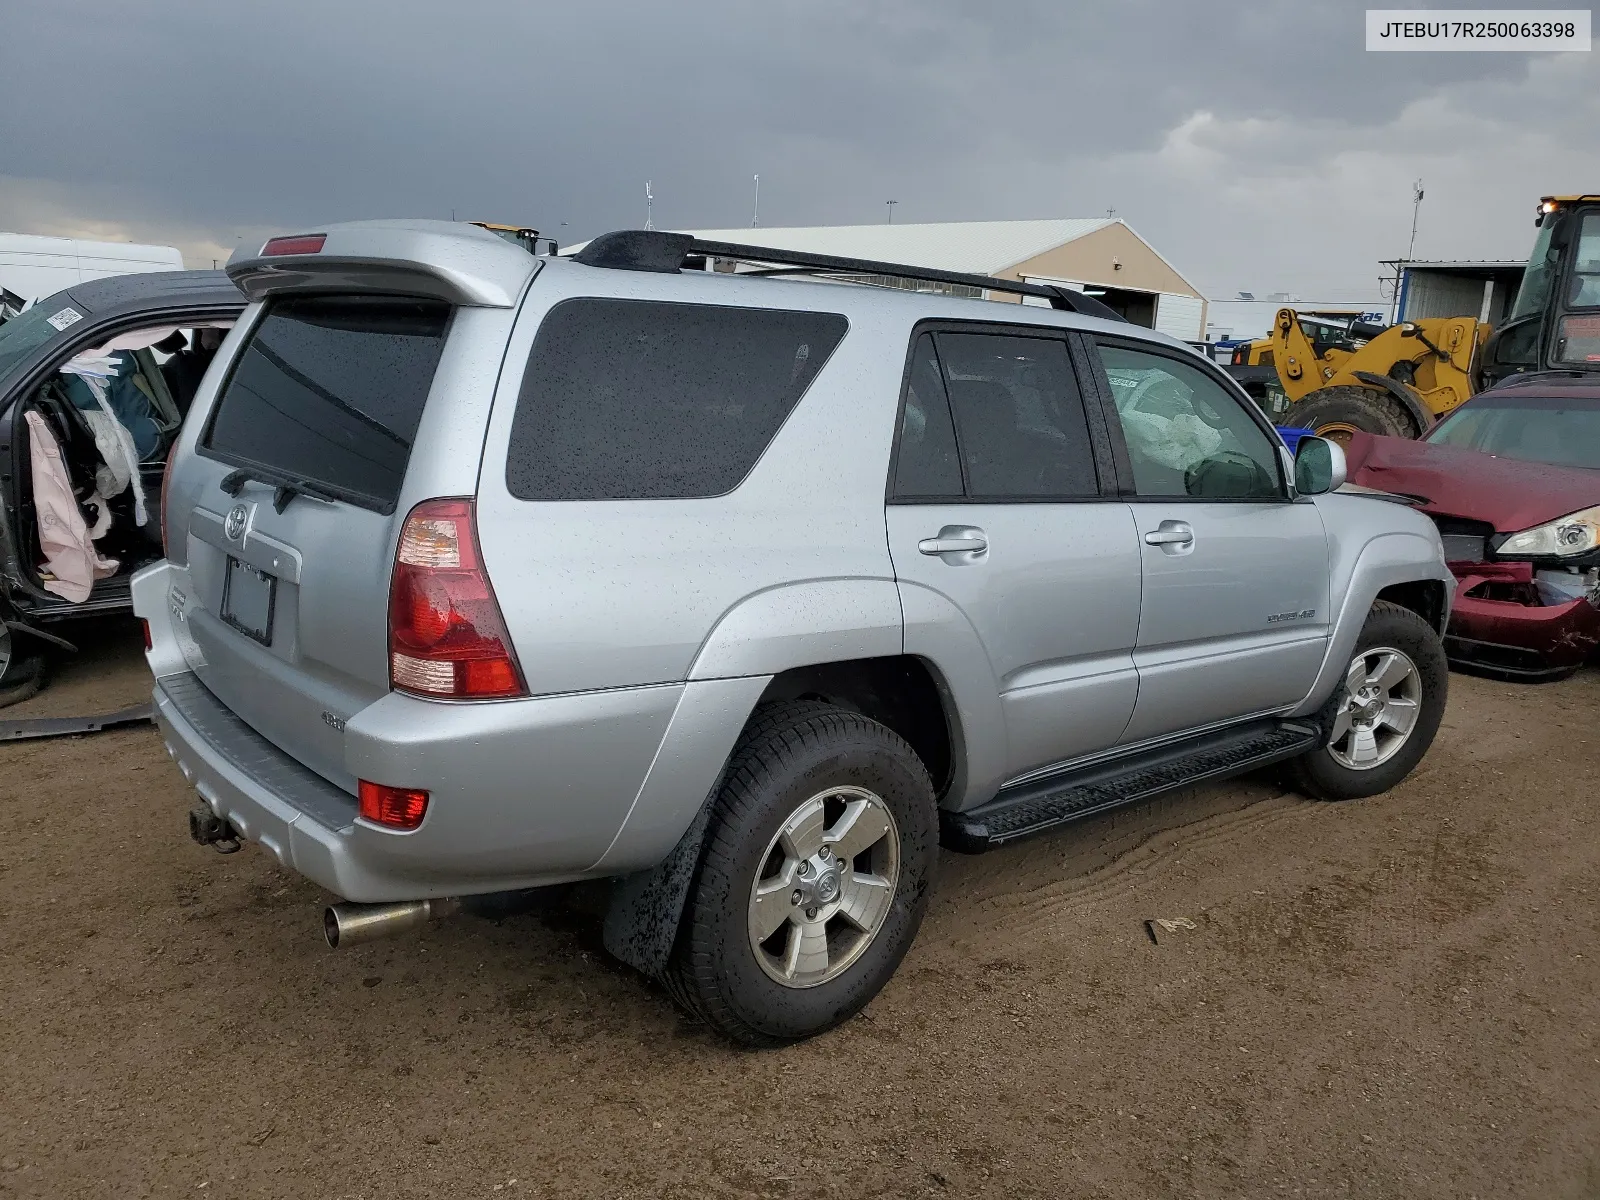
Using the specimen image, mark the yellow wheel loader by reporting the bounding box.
[1270,310,1486,443]
[1228,193,1600,443]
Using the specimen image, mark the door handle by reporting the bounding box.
[918,526,988,556]
[1144,523,1194,547]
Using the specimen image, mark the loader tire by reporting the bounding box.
[1285,385,1417,445]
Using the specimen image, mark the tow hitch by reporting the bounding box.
[188,806,242,854]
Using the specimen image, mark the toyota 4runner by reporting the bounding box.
[136,220,1454,1045]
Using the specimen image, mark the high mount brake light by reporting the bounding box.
[261,234,327,256]
[388,498,525,700]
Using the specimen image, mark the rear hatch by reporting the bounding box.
[167,272,521,789]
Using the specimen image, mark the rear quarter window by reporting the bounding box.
[202,295,450,512]
[505,298,847,500]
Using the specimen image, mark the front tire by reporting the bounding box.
[666,701,938,1046]
[1285,385,1418,444]
[1290,601,1448,801]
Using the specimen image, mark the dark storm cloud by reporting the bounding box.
[0,0,1588,302]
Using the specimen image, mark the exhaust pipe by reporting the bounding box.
[323,897,461,949]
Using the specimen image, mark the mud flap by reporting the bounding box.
[601,770,726,978]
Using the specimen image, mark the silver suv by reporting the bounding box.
[137,220,1454,1045]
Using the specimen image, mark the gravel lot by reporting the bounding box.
[1,618,1597,1199]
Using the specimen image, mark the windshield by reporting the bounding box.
[1300,318,1350,341]
[1425,394,1600,470]
[1509,218,1560,321]
[0,297,82,384]
[1569,212,1600,308]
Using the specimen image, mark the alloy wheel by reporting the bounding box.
[1328,646,1423,770]
[746,786,901,989]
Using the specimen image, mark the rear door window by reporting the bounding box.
[202,295,451,512]
[935,331,1100,499]
[505,299,847,501]
[891,333,964,499]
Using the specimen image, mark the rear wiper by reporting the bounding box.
[219,465,341,514]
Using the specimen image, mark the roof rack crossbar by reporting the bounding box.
[690,237,1068,307]
[571,230,1127,321]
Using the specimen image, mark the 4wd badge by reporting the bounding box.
[224,503,249,541]
[1267,608,1316,624]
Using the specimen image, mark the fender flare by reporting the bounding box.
[1351,371,1435,437]
[1290,529,1452,719]
[601,578,905,978]
[601,578,1005,976]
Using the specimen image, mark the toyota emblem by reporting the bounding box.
[224,503,249,541]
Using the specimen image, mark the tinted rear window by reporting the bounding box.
[505,298,847,500]
[203,295,450,512]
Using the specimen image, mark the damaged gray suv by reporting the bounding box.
[138,220,1454,1045]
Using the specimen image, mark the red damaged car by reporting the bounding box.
[1343,373,1600,681]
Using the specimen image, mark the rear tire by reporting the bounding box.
[666,701,938,1046]
[1290,601,1447,801]
[1285,385,1417,444]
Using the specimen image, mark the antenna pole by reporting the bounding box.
[1405,179,1424,261]
[645,181,654,231]
[886,199,897,225]
[751,175,760,227]
[1390,179,1424,321]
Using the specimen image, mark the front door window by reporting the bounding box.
[1098,344,1283,500]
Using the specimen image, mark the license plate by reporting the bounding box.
[221,557,276,644]
[1440,533,1487,563]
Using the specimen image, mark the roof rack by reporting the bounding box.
[570,230,1126,322]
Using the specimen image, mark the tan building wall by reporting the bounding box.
[1001,222,1201,296]
[984,223,1209,338]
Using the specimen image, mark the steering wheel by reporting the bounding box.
[1184,450,1274,498]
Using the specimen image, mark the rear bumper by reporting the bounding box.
[134,560,768,902]
[151,670,683,901]
[1446,567,1600,680]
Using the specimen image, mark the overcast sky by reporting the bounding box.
[3,0,1596,309]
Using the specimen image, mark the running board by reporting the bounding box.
[942,719,1322,853]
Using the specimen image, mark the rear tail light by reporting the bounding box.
[261,234,327,256]
[359,780,429,830]
[140,620,152,651]
[388,498,525,700]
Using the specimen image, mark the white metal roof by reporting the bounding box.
[573,218,1117,277]
[0,233,183,266]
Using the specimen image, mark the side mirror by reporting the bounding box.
[1294,436,1347,495]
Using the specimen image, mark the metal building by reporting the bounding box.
[1386,260,1527,325]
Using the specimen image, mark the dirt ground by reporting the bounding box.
[0,618,1597,1199]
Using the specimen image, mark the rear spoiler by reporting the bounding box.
[226,220,539,307]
